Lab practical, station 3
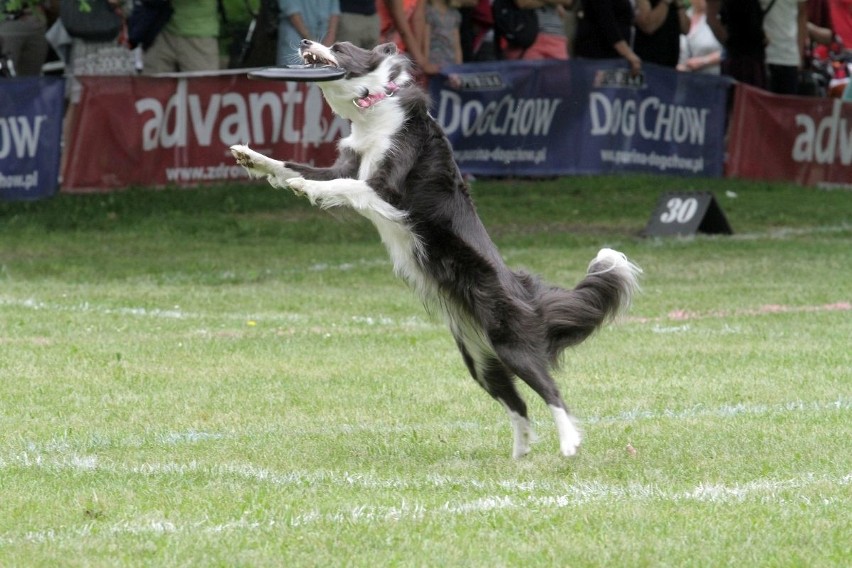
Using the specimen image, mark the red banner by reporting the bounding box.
[728,84,852,188]
[63,72,342,192]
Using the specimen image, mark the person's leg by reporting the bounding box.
[767,63,799,95]
[175,35,220,72]
[0,15,48,75]
[143,30,178,74]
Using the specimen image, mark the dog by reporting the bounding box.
[231,40,641,459]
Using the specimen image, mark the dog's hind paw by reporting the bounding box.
[551,406,583,457]
[507,408,537,459]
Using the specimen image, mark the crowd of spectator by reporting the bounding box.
[2,0,852,99]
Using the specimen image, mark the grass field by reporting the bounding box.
[1,175,850,566]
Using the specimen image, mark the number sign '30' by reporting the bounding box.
[644,192,733,237]
[659,196,699,224]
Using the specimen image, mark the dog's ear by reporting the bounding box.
[375,42,399,56]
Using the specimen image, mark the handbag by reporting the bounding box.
[127,0,174,50]
[60,0,123,42]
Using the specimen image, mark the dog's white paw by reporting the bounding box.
[286,177,308,197]
[507,410,537,460]
[551,406,582,457]
[559,427,582,457]
[230,144,268,178]
[230,144,300,188]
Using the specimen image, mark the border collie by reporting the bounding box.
[231,40,641,459]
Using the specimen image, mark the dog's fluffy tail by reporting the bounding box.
[541,248,642,365]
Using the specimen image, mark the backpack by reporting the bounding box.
[719,0,777,57]
[492,0,538,51]
[60,0,123,42]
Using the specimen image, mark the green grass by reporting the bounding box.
[1,175,850,566]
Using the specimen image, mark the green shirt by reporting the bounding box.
[1,0,42,12]
[165,0,219,38]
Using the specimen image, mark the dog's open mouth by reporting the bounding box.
[301,51,336,67]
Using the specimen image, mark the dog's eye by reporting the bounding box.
[331,44,341,53]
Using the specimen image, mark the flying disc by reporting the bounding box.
[248,65,345,82]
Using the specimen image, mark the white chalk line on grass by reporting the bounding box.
[2,399,849,543]
[303,258,389,274]
[4,448,851,497]
[0,295,437,331]
[3,398,850,514]
[5,398,849,460]
[629,301,851,325]
[731,223,851,241]
[3,289,849,331]
[585,398,851,425]
[0,296,216,322]
[0,471,848,547]
[249,397,851,435]
[0,297,191,320]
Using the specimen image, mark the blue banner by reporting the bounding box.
[0,77,65,201]
[429,59,733,178]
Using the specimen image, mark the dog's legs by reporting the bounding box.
[503,404,537,459]
[484,360,538,459]
[287,178,406,222]
[456,337,536,459]
[493,344,582,457]
[230,145,300,189]
[486,382,538,459]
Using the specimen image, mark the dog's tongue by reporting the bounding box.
[355,91,387,108]
[355,83,400,109]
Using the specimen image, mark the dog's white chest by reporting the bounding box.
[341,113,432,298]
[345,111,403,181]
[358,147,388,181]
[367,212,430,296]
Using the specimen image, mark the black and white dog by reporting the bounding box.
[231,40,641,459]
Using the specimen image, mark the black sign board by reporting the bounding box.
[644,192,733,237]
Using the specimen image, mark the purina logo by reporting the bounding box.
[447,73,505,91]
[593,69,646,90]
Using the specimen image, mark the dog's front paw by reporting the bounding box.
[230,144,264,177]
[287,177,308,197]
[230,145,299,188]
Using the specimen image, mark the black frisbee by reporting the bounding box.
[248,65,345,82]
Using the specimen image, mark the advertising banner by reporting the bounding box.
[727,84,852,188]
[430,59,573,177]
[570,60,731,177]
[430,59,732,178]
[63,72,344,191]
[0,76,65,201]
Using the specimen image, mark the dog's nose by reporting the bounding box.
[300,39,312,48]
